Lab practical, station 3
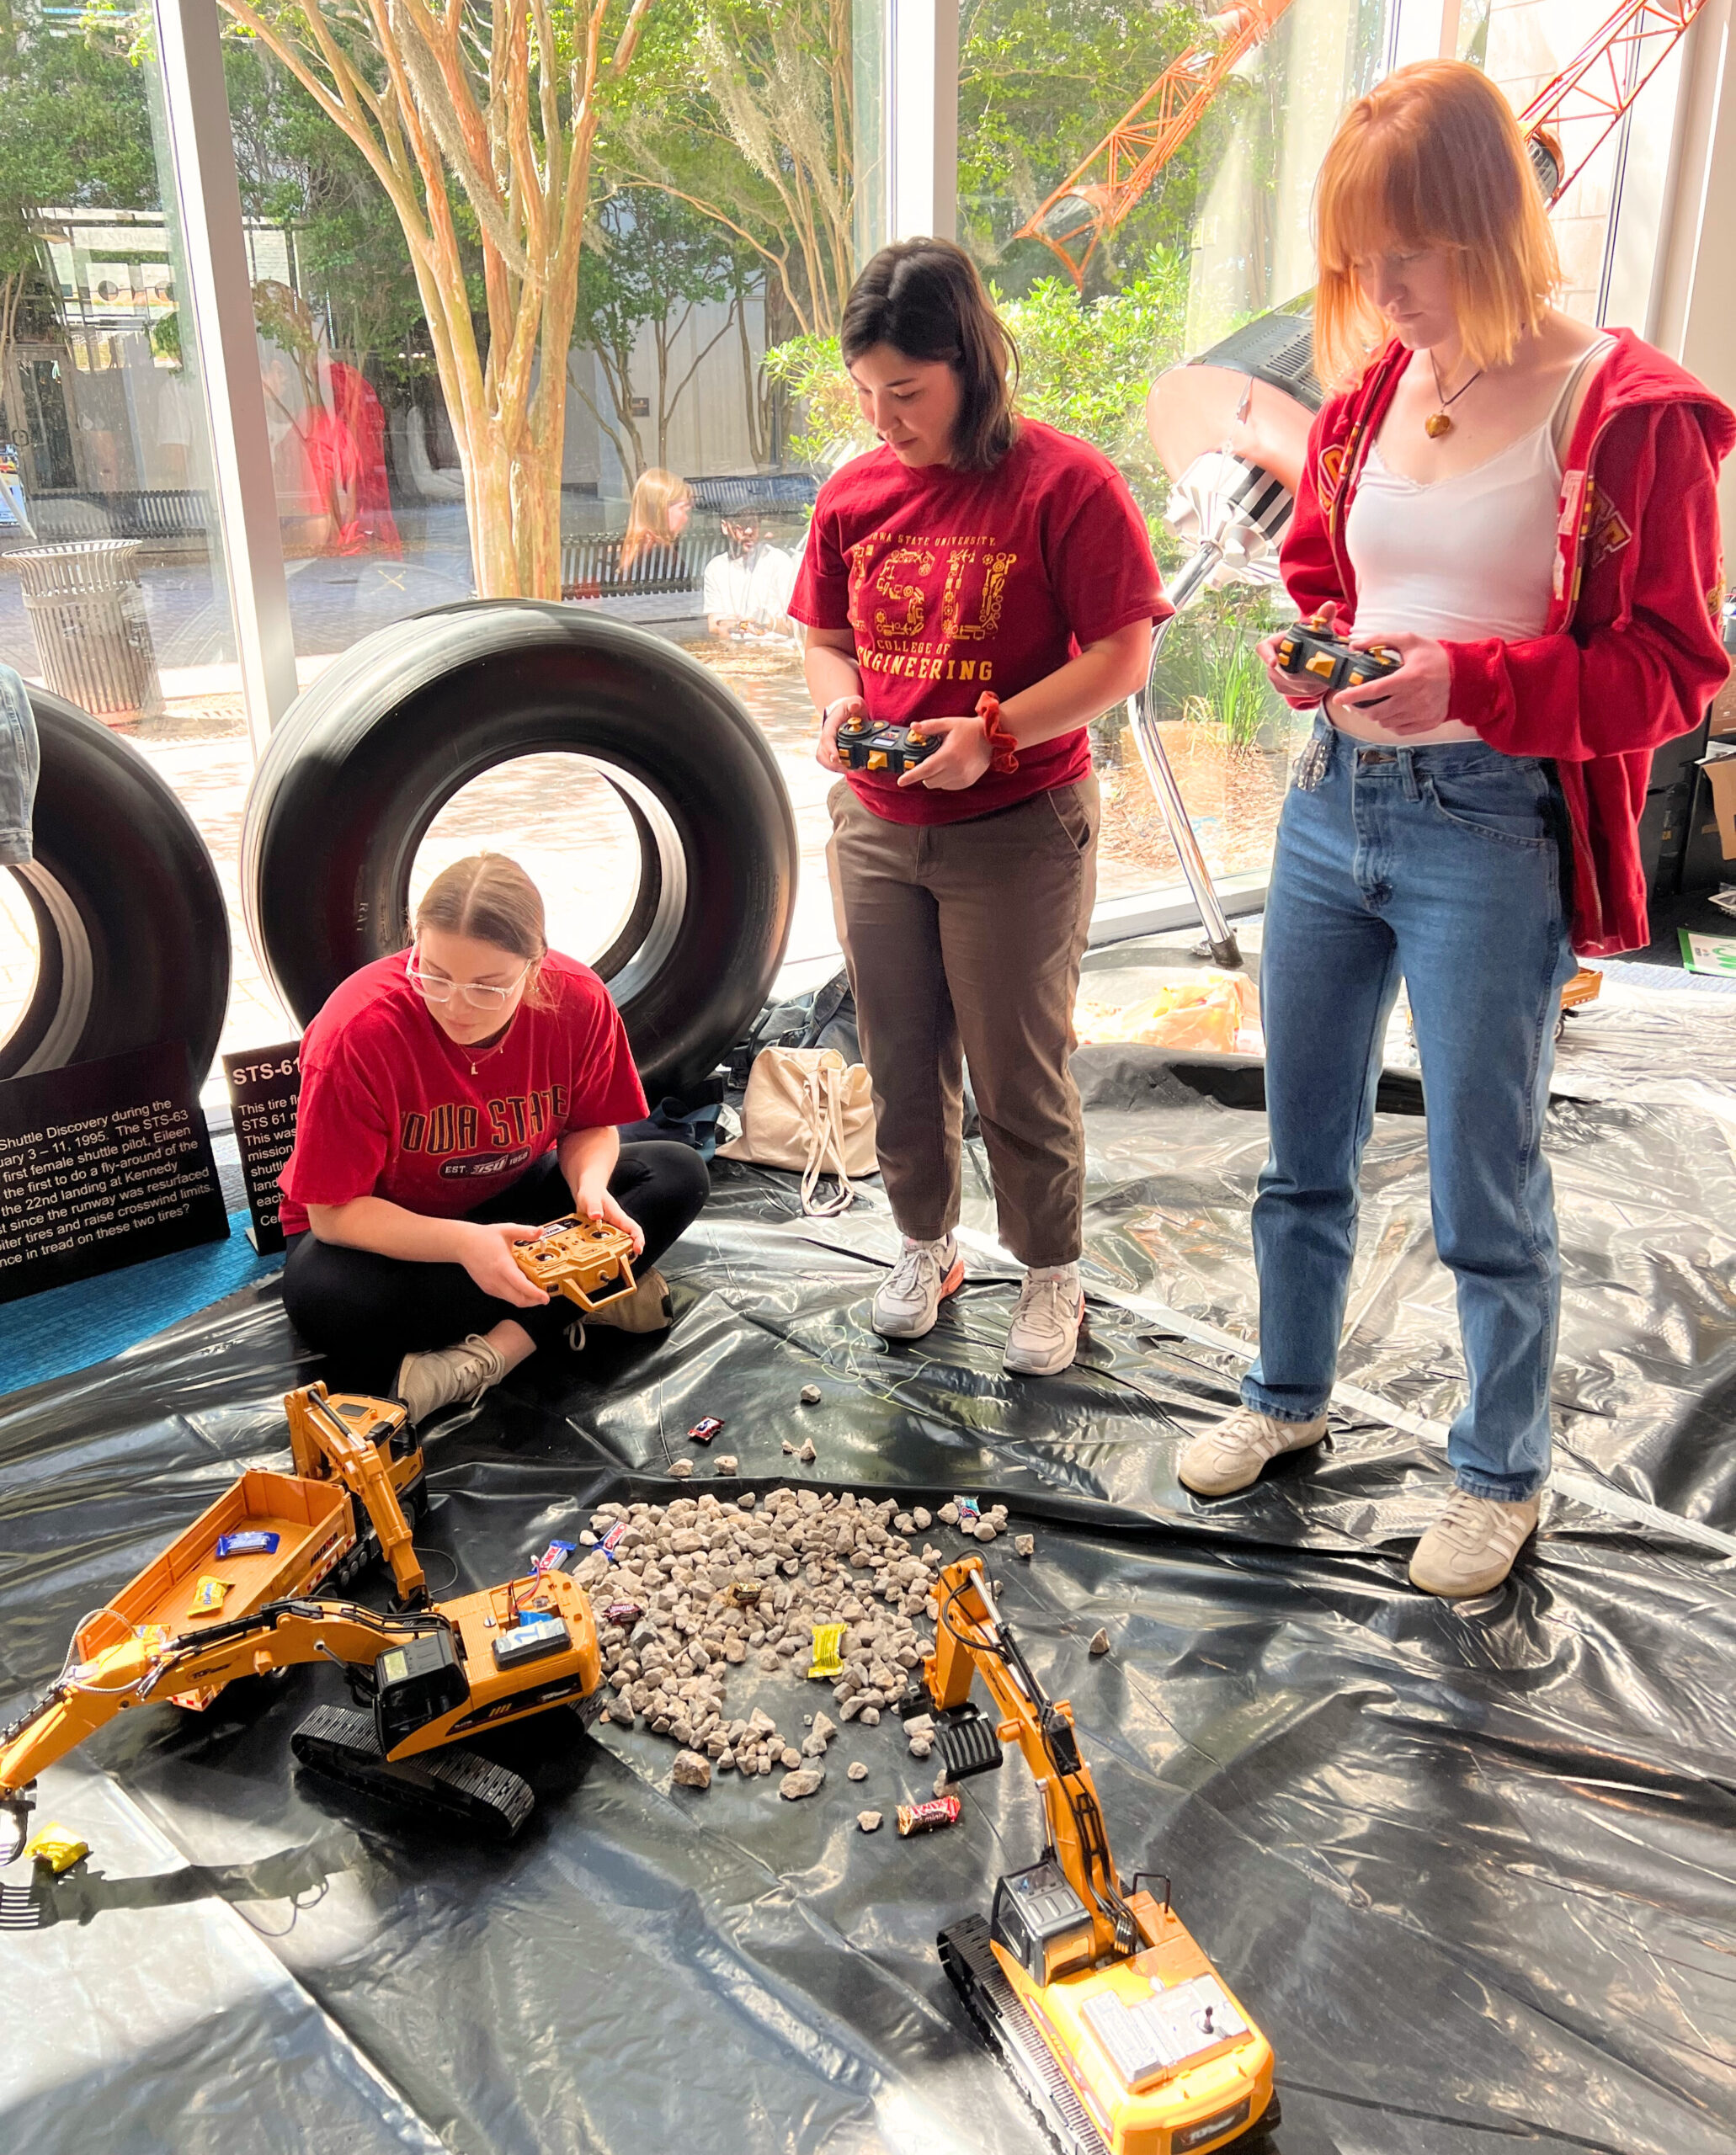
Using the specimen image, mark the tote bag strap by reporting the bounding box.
[798,1059,855,1217]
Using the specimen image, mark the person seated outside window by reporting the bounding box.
[705,513,798,639]
[619,468,693,580]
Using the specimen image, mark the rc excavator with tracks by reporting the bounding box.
[910,1556,1277,2155]
[0,1384,605,1858]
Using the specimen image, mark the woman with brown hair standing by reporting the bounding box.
[278,854,709,1423]
[791,238,1169,1375]
[1176,62,1733,1594]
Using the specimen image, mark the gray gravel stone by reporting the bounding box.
[1089,1627,1110,1655]
[668,1460,694,1479]
[1014,1535,1035,1558]
[847,1760,869,1781]
[780,1769,824,1800]
[800,1385,822,1405]
[671,1750,711,1789]
[857,1811,882,1833]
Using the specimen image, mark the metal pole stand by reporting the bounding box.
[1128,543,1242,969]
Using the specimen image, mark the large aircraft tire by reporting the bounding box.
[242,602,797,1095]
[1,690,230,1082]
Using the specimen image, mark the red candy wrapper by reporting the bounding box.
[604,1600,643,1628]
[897,1794,962,1838]
[599,1521,629,1561]
[688,1417,725,1445]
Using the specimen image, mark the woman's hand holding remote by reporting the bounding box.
[895,710,994,790]
[450,1221,551,1308]
[815,694,862,772]
[1339,631,1451,733]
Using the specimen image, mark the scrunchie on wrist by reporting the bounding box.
[977,690,1019,774]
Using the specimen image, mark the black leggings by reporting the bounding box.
[282,1143,710,1393]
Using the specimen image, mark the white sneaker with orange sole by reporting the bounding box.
[872,1236,964,1339]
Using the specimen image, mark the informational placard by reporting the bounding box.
[221,1042,302,1255]
[0,1041,226,1303]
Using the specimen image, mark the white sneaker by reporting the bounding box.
[1177,1406,1329,1497]
[1003,1264,1085,1376]
[1409,1488,1541,1598]
[872,1236,964,1339]
[394,1333,508,1425]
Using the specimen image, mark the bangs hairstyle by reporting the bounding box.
[840,238,1020,472]
[1313,60,1560,388]
[413,853,553,1008]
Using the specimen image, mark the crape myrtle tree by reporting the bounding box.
[216,0,654,599]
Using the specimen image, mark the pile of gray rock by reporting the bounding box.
[565,1487,1018,1798]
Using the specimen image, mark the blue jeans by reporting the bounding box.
[1243,723,1576,1500]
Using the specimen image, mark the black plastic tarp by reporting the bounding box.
[4,1042,1736,2154]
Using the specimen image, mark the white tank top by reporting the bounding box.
[1345,338,1612,646]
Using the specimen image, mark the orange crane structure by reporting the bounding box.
[1018,0,1710,290]
[1518,1,1711,203]
[1016,3,1297,288]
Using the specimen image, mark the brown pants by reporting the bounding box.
[826,776,1100,1268]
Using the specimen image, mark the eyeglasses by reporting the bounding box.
[404,950,531,1012]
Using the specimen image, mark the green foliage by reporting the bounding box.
[0,4,157,285]
[760,331,863,473]
[575,188,748,474]
[957,0,1245,297]
[604,0,855,337]
[765,260,1191,505]
[1150,587,1289,749]
[223,38,434,394]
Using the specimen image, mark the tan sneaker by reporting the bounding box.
[1409,1488,1541,1598]
[1177,1406,1329,1497]
[583,1268,673,1334]
[394,1333,508,1425]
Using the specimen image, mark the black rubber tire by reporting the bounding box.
[0,689,229,1081]
[241,602,798,1096]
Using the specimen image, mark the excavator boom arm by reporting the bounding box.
[924,1558,1129,1961]
[0,1598,435,1803]
[285,1386,426,1607]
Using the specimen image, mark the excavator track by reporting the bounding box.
[290,1705,535,1841]
[940,1915,1111,2155]
[938,1917,1280,2155]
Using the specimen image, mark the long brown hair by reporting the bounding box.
[841,238,1020,472]
[1313,60,1560,387]
[413,854,552,1008]
[620,466,693,574]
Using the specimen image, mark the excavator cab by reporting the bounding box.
[991,1859,1096,1987]
[374,1631,468,1753]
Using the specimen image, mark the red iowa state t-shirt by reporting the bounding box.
[789,419,1167,824]
[277,950,648,1236]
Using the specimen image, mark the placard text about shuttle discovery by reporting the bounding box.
[0,1042,227,1302]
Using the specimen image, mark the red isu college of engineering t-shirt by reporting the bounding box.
[789,418,1168,824]
[277,950,648,1236]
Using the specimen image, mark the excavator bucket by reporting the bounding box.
[935,1705,1005,1782]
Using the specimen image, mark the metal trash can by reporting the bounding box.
[6,540,162,721]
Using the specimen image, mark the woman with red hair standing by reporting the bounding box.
[1177,62,1733,1594]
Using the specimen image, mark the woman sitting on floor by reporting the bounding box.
[278,853,709,1422]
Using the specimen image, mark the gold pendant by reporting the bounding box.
[1425,412,1452,439]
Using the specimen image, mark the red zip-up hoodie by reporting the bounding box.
[1281,328,1734,955]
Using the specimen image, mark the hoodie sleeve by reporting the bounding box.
[1445,403,1730,760]
[1275,407,1357,707]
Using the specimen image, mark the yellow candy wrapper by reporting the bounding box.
[189,1574,233,1616]
[24,1823,89,1875]
[807,1621,845,1679]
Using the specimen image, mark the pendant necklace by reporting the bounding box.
[459,1020,514,1078]
[1425,350,1483,439]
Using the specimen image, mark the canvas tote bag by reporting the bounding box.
[719,1046,877,1216]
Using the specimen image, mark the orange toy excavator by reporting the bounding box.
[0,1568,604,1859]
[913,1557,1276,2154]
